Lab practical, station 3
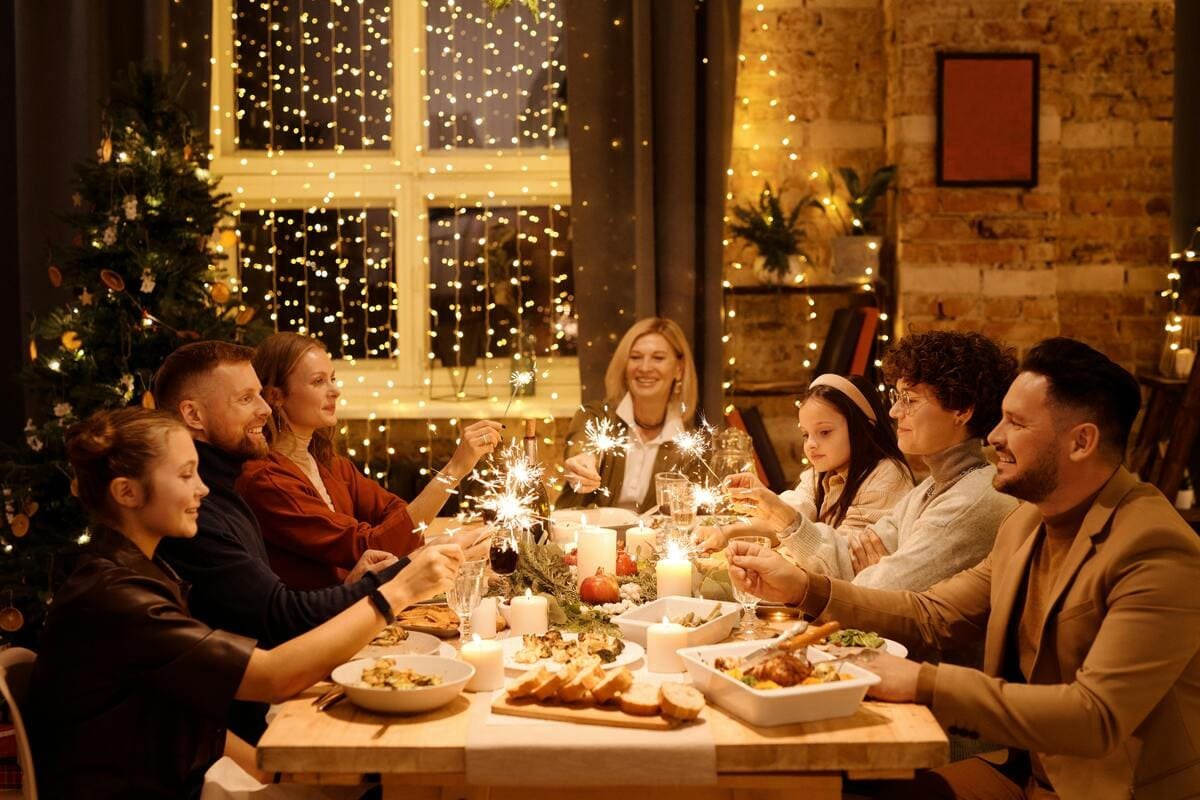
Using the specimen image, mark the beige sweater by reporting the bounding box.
[778,439,1018,590]
[779,459,913,535]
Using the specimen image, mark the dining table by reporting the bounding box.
[256,519,950,799]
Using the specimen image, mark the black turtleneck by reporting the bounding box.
[158,440,407,741]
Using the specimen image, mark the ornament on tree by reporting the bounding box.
[140,268,156,294]
[141,391,156,410]
[183,142,193,161]
[209,281,231,304]
[80,288,95,305]
[28,341,37,361]
[99,135,113,163]
[0,596,24,634]
[53,403,73,419]
[102,220,118,246]
[71,192,83,208]
[24,420,43,453]
[47,265,63,287]
[236,307,256,326]
[100,269,126,292]
[22,499,38,518]
[123,195,139,221]
[60,331,82,351]
[218,229,239,251]
[9,515,29,538]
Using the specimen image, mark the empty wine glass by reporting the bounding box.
[447,559,487,641]
[730,536,774,640]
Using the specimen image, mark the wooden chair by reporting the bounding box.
[1131,359,1200,523]
[0,648,36,800]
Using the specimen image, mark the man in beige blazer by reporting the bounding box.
[728,337,1200,800]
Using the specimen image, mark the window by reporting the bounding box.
[209,0,577,418]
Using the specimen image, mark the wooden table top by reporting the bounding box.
[258,516,948,781]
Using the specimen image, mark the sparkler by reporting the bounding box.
[670,418,723,482]
[468,438,549,536]
[501,370,535,419]
[576,416,632,496]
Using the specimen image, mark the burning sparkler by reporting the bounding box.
[501,370,535,419]
[575,416,632,496]
[670,418,723,482]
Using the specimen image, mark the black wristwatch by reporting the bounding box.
[368,589,395,624]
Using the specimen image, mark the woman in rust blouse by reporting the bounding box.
[31,408,462,799]
[239,332,501,589]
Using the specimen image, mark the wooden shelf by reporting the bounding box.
[724,282,878,296]
[729,382,809,397]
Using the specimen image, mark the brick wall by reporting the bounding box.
[726,0,1174,483]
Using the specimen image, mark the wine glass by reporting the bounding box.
[655,472,689,515]
[666,482,698,546]
[488,529,519,576]
[447,559,487,641]
[729,536,774,640]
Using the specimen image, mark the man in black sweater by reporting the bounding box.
[153,341,408,740]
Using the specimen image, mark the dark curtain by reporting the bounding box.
[6,0,210,442]
[565,0,740,419]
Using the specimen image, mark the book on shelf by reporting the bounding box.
[814,308,864,376]
[736,405,789,493]
[848,307,881,376]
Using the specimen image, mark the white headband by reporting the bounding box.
[808,374,878,424]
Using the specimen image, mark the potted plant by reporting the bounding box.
[730,182,821,285]
[816,165,896,282]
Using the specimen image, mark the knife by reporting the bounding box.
[735,621,809,670]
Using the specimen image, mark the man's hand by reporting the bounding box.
[848,530,890,574]
[850,649,922,703]
[344,549,399,585]
[387,542,465,608]
[725,538,809,605]
[563,453,602,494]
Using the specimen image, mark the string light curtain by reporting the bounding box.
[565,0,740,419]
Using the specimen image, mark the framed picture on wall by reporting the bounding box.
[936,52,1039,187]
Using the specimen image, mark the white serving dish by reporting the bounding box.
[355,629,442,660]
[611,596,741,648]
[331,655,474,714]
[678,640,880,727]
[499,631,645,672]
[549,508,640,544]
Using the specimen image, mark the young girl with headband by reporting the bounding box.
[30,407,463,799]
[699,373,911,553]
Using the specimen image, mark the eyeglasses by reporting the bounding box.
[887,387,925,415]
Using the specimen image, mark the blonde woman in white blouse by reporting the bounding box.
[696,373,911,553]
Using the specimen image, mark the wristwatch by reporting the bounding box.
[368,589,395,625]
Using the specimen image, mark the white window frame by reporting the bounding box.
[208,0,579,419]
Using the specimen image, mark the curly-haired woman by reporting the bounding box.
[738,330,1020,590]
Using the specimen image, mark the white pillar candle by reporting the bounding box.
[473,596,498,639]
[576,526,617,589]
[646,616,689,673]
[656,542,693,599]
[625,525,657,560]
[508,588,549,636]
[1175,347,1195,379]
[461,635,505,692]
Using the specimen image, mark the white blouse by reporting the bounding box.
[614,393,684,509]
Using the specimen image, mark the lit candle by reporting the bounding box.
[461,635,505,692]
[656,542,693,599]
[646,616,688,673]
[1175,347,1195,379]
[576,526,617,590]
[625,525,656,560]
[508,589,549,636]
[473,596,498,639]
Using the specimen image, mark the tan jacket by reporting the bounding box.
[555,400,700,513]
[804,468,1200,800]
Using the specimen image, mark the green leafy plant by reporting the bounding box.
[729,182,821,276]
[816,165,897,236]
[486,0,541,17]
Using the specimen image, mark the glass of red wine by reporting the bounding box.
[488,529,520,576]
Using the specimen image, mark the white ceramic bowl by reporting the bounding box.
[678,641,880,727]
[355,629,442,660]
[611,596,741,648]
[331,655,474,714]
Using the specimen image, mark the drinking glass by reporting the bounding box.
[666,482,697,535]
[655,472,689,516]
[447,559,487,641]
[488,529,519,576]
[729,536,774,640]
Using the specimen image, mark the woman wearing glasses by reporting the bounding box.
[734,331,1020,591]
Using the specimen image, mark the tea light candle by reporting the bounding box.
[508,589,549,636]
[473,596,498,639]
[625,525,656,560]
[656,542,693,599]
[576,526,617,589]
[1175,347,1195,379]
[461,635,505,692]
[646,616,688,673]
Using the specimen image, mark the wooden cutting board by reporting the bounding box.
[491,695,700,730]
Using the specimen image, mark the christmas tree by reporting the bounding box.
[0,66,267,642]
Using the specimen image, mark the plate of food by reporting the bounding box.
[501,629,644,673]
[396,604,460,638]
[330,654,474,714]
[355,625,442,659]
[813,627,908,658]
